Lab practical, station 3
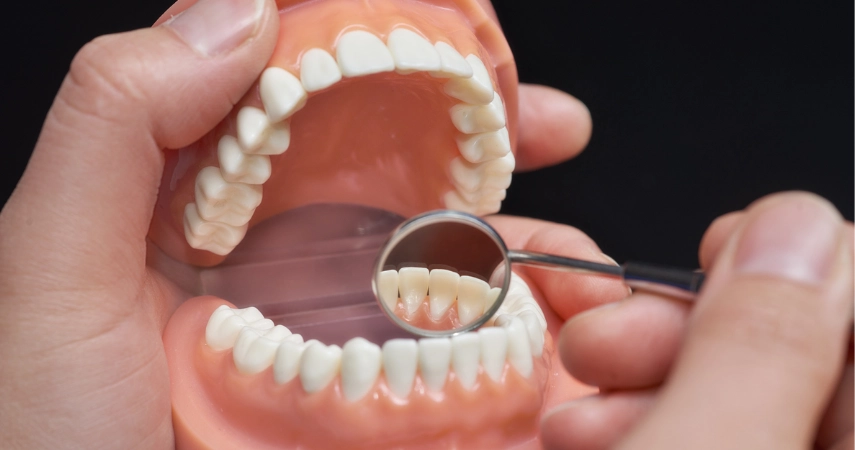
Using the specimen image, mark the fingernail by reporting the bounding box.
[734,197,841,286]
[166,0,265,56]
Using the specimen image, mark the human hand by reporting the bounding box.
[541,192,854,450]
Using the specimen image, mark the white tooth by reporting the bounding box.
[508,272,533,297]
[336,30,395,77]
[233,326,289,375]
[517,311,545,357]
[450,93,506,134]
[451,333,480,390]
[428,269,460,320]
[478,327,508,382]
[387,28,441,73]
[398,267,429,316]
[300,48,342,92]
[217,135,272,184]
[418,338,452,393]
[476,198,503,216]
[183,203,247,255]
[246,318,274,332]
[194,167,261,227]
[443,190,478,215]
[274,339,318,385]
[430,42,473,78]
[456,187,505,205]
[512,301,548,331]
[251,120,291,156]
[260,67,307,122]
[341,338,382,401]
[449,152,515,194]
[457,276,489,325]
[443,54,494,105]
[456,127,511,164]
[485,287,502,311]
[377,269,400,312]
[382,339,418,398]
[236,106,270,153]
[282,333,305,344]
[501,316,533,377]
[235,306,264,322]
[299,342,342,393]
[205,305,238,351]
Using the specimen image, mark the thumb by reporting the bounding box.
[620,192,853,449]
[1,0,278,289]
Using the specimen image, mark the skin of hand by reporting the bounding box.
[0,0,602,447]
[540,191,854,450]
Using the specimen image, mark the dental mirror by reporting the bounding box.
[372,210,705,337]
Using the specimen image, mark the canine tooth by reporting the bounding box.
[341,338,382,401]
[457,127,511,164]
[233,326,289,375]
[337,30,395,77]
[274,339,318,385]
[500,316,533,377]
[398,267,429,316]
[387,28,441,73]
[428,269,460,320]
[457,276,489,325]
[382,339,418,398]
[478,327,508,382]
[418,338,452,393]
[485,287,502,310]
[260,67,307,122]
[377,269,399,311]
[236,106,270,153]
[431,42,473,78]
[443,54,494,105]
[450,93,506,134]
[252,120,291,156]
[451,333,480,390]
[300,48,342,92]
[299,342,342,393]
[183,203,247,255]
[194,167,261,226]
[517,311,545,357]
[217,135,271,184]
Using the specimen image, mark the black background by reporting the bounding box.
[2,0,852,267]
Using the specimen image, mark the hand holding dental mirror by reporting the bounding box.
[373,210,706,337]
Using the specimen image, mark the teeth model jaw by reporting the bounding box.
[150,0,586,448]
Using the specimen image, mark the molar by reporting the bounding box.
[450,333,480,390]
[443,54,494,105]
[418,338,452,393]
[217,135,272,184]
[456,127,511,164]
[260,67,307,122]
[387,28,441,74]
[341,337,382,402]
[184,203,248,256]
[299,48,342,92]
[449,94,506,134]
[194,167,261,226]
[336,30,395,77]
[204,305,270,351]
[233,325,293,375]
[299,342,342,393]
[382,339,419,399]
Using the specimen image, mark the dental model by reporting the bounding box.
[149,0,597,448]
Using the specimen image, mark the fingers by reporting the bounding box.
[698,211,743,269]
[817,362,854,449]
[487,215,629,320]
[1,0,280,291]
[541,391,656,450]
[514,84,593,171]
[619,192,853,449]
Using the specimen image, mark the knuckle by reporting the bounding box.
[67,35,148,115]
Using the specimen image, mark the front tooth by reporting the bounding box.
[457,276,489,325]
[194,167,261,226]
[382,339,418,398]
[443,54,494,105]
[428,269,460,320]
[501,316,533,377]
[217,135,272,184]
[341,338,382,402]
[431,42,473,78]
[478,327,508,382]
[274,339,318,385]
[252,120,291,156]
[398,267,429,316]
[450,94,506,134]
[233,326,288,375]
[300,48,342,92]
[387,28,441,73]
[183,203,247,255]
[299,342,342,393]
[451,333,480,390]
[336,30,395,77]
[517,310,545,357]
[485,287,502,311]
[456,127,511,164]
[260,67,307,122]
[418,338,452,393]
[377,269,400,311]
[236,107,270,153]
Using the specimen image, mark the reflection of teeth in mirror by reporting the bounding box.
[457,276,490,325]
[387,28,441,74]
[398,267,430,316]
[428,269,460,320]
[443,54,494,105]
[485,287,502,310]
[377,269,400,311]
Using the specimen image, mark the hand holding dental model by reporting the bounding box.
[0,0,851,449]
